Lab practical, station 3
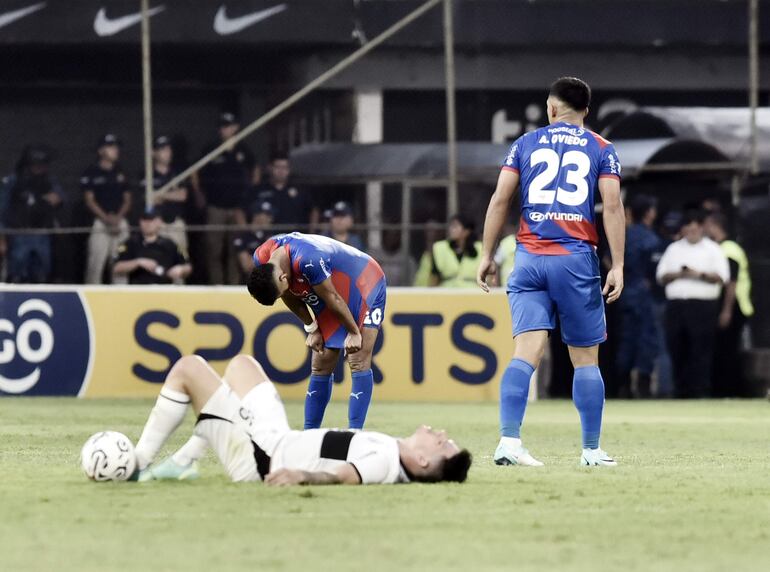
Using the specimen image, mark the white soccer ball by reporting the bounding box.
[80,431,137,482]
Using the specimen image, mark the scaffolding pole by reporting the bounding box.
[156,0,444,196]
[141,0,154,211]
[443,0,458,217]
[748,0,759,176]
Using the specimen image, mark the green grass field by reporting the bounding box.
[1,398,769,572]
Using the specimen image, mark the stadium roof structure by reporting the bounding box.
[605,107,770,173]
[292,107,768,185]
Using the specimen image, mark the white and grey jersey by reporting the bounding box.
[270,429,410,484]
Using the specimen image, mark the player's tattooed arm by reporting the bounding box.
[313,278,362,353]
[265,464,362,486]
[478,169,519,292]
[598,177,625,304]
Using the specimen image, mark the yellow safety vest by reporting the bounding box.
[413,251,433,287]
[432,240,482,288]
[720,239,754,317]
[497,234,517,282]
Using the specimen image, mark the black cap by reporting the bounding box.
[153,135,171,149]
[220,112,239,127]
[331,201,352,217]
[97,133,121,149]
[140,208,161,220]
[24,146,52,165]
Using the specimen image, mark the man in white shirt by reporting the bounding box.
[127,354,472,485]
[656,209,729,397]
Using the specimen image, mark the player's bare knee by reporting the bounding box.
[168,355,207,388]
[347,351,372,373]
[311,350,338,376]
[225,354,269,397]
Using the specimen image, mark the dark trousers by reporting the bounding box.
[712,307,747,397]
[7,234,51,283]
[665,299,718,398]
[615,290,658,397]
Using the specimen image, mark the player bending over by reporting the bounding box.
[248,233,386,431]
[133,354,471,485]
[478,77,625,467]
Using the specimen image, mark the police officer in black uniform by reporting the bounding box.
[255,152,317,230]
[113,208,191,285]
[82,133,131,284]
[196,112,254,284]
[139,135,188,252]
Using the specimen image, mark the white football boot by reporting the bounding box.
[580,448,618,467]
[494,437,544,467]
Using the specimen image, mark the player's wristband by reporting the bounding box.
[304,321,319,334]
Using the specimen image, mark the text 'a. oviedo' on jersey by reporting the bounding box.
[502,122,621,256]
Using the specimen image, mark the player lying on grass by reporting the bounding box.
[134,354,471,485]
[478,77,625,467]
[160,233,388,476]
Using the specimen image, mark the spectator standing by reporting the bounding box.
[614,195,661,398]
[197,112,254,284]
[656,210,729,398]
[0,146,63,283]
[233,201,273,282]
[326,201,364,251]
[703,212,754,396]
[113,209,191,285]
[429,214,482,288]
[256,153,317,230]
[82,134,131,284]
[140,135,188,253]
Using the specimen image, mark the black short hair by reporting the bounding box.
[411,449,473,484]
[549,77,591,112]
[270,152,289,164]
[682,208,706,227]
[247,264,280,305]
[629,194,657,223]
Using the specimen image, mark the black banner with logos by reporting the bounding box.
[0,0,763,47]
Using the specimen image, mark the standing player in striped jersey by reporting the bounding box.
[478,77,625,467]
[248,232,387,431]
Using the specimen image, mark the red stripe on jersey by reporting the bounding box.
[517,217,572,255]
[331,270,351,304]
[552,217,599,247]
[501,166,519,174]
[254,238,278,265]
[598,174,620,180]
[316,308,338,342]
[588,130,612,149]
[355,260,385,301]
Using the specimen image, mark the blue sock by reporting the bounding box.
[348,370,374,429]
[304,374,333,429]
[572,366,605,449]
[500,358,535,438]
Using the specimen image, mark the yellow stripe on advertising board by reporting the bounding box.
[82,288,513,401]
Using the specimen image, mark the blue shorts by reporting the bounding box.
[507,249,606,347]
[322,278,387,350]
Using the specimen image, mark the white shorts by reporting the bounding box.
[194,381,290,482]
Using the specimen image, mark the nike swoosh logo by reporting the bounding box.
[0,3,46,30]
[94,5,166,37]
[213,3,287,36]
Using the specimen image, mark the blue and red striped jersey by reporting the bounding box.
[502,121,621,255]
[254,233,386,343]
